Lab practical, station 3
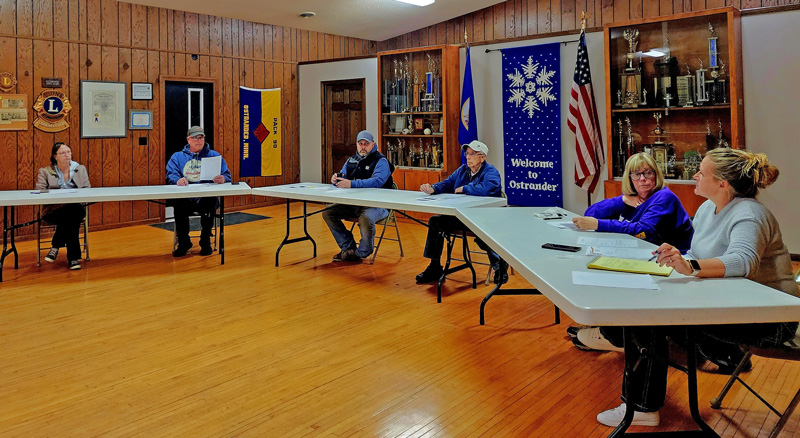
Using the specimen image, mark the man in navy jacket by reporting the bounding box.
[166,126,231,257]
[322,130,393,262]
[416,140,508,284]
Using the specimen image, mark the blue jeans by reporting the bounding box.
[322,204,389,258]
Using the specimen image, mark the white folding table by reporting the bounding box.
[456,206,800,437]
[0,183,252,280]
[252,182,508,300]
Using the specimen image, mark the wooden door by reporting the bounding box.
[322,79,365,181]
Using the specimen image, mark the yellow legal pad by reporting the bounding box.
[587,256,674,277]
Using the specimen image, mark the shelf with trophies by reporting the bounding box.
[377,45,460,191]
[603,7,743,215]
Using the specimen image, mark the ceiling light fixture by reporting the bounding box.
[298,12,316,18]
[393,0,435,6]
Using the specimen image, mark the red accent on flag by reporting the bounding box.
[254,123,269,144]
[567,30,605,194]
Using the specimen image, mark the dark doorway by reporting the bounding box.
[321,79,366,181]
[164,80,214,168]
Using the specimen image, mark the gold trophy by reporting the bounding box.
[620,29,642,108]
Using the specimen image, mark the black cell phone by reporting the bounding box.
[541,243,581,252]
[231,181,240,185]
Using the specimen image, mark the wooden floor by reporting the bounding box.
[1,203,799,438]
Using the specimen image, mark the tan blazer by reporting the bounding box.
[36,164,91,190]
[36,164,91,215]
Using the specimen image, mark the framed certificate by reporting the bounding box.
[80,80,126,138]
[131,82,153,100]
[129,109,153,130]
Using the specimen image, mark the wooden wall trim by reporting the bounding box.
[0,33,302,65]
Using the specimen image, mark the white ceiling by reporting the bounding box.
[122,0,505,42]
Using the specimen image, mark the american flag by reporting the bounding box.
[567,29,604,193]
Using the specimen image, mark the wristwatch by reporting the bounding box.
[689,259,701,276]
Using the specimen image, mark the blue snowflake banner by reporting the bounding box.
[501,43,562,207]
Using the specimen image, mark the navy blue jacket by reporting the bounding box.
[166,143,231,184]
[431,162,502,197]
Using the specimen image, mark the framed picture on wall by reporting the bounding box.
[131,82,153,100]
[0,94,28,131]
[80,80,126,138]
[129,109,153,130]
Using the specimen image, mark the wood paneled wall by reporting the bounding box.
[0,0,376,233]
[376,0,798,51]
[2,0,794,234]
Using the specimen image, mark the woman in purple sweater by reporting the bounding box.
[572,153,693,252]
[568,153,694,352]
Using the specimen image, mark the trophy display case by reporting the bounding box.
[377,45,460,192]
[603,7,743,215]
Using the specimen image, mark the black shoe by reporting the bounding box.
[332,251,344,262]
[45,247,59,263]
[493,260,509,284]
[172,242,193,257]
[566,326,582,339]
[68,259,81,270]
[416,264,443,284]
[341,248,362,262]
[702,356,753,375]
[199,245,213,256]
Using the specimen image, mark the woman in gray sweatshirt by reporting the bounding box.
[596,148,798,428]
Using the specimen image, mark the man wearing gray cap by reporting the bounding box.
[166,126,231,257]
[416,140,508,284]
[322,130,394,262]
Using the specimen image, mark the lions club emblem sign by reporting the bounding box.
[33,90,72,132]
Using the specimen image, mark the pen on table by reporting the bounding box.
[543,216,562,220]
[647,251,662,262]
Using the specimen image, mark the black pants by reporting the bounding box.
[423,214,500,266]
[42,203,85,262]
[170,197,217,248]
[601,321,798,412]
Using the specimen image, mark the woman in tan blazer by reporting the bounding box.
[36,142,91,270]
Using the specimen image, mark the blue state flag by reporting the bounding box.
[458,46,478,164]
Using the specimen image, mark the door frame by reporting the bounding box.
[158,75,220,187]
[320,78,366,181]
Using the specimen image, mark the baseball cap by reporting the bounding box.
[356,130,374,143]
[187,126,205,137]
[462,140,489,155]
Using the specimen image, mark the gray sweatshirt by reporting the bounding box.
[688,198,797,298]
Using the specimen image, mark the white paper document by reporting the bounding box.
[416,193,481,205]
[547,221,579,230]
[577,237,638,248]
[572,270,660,290]
[585,246,655,260]
[200,156,222,181]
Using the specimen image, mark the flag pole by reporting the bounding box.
[582,11,591,208]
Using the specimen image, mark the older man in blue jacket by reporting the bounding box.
[416,140,508,284]
[166,126,231,257]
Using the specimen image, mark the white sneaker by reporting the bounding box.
[597,403,660,427]
[574,327,624,352]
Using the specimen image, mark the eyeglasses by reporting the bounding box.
[57,150,72,156]
[191,135,205,140]
[464,151,484,158]
[630,170,655,181]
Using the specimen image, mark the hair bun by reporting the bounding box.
[757,162,780,188]
[743,152,778,189]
